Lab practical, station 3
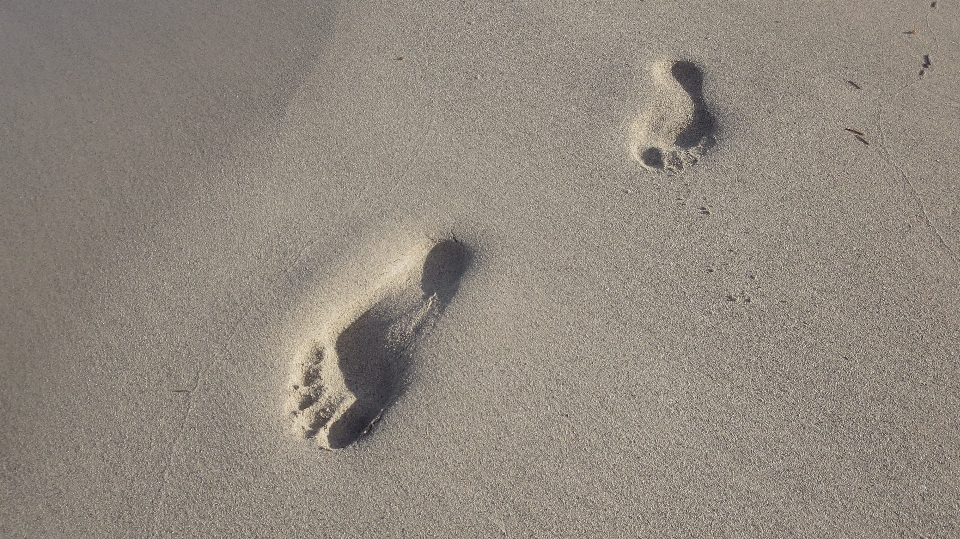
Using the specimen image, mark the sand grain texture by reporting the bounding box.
[2,1,960,537]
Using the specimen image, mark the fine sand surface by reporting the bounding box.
[3,1,960,537]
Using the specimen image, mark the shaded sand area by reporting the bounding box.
[3,1,960,536]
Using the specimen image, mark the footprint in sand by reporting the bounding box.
[629,60,716,173]
[286,238,471,450]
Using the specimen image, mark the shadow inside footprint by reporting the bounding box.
[639,147,665,170]
[670,61,715,150]
[420,238,472,303]
[325,239,471,449]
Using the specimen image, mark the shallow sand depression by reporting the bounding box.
[2,1,959,537]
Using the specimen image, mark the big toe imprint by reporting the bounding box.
[286,238,471,450]
[629,60,716,173]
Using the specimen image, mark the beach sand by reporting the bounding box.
[3,1,959,536]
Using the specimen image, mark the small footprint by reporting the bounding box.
[286,238,471,450]
[629,60,716,173]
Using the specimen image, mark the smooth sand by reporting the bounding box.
[3,1,960,537]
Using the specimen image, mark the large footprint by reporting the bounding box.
[286,238,471,450]
[629,60,716,173]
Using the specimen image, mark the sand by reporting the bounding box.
[2,1,959,537]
